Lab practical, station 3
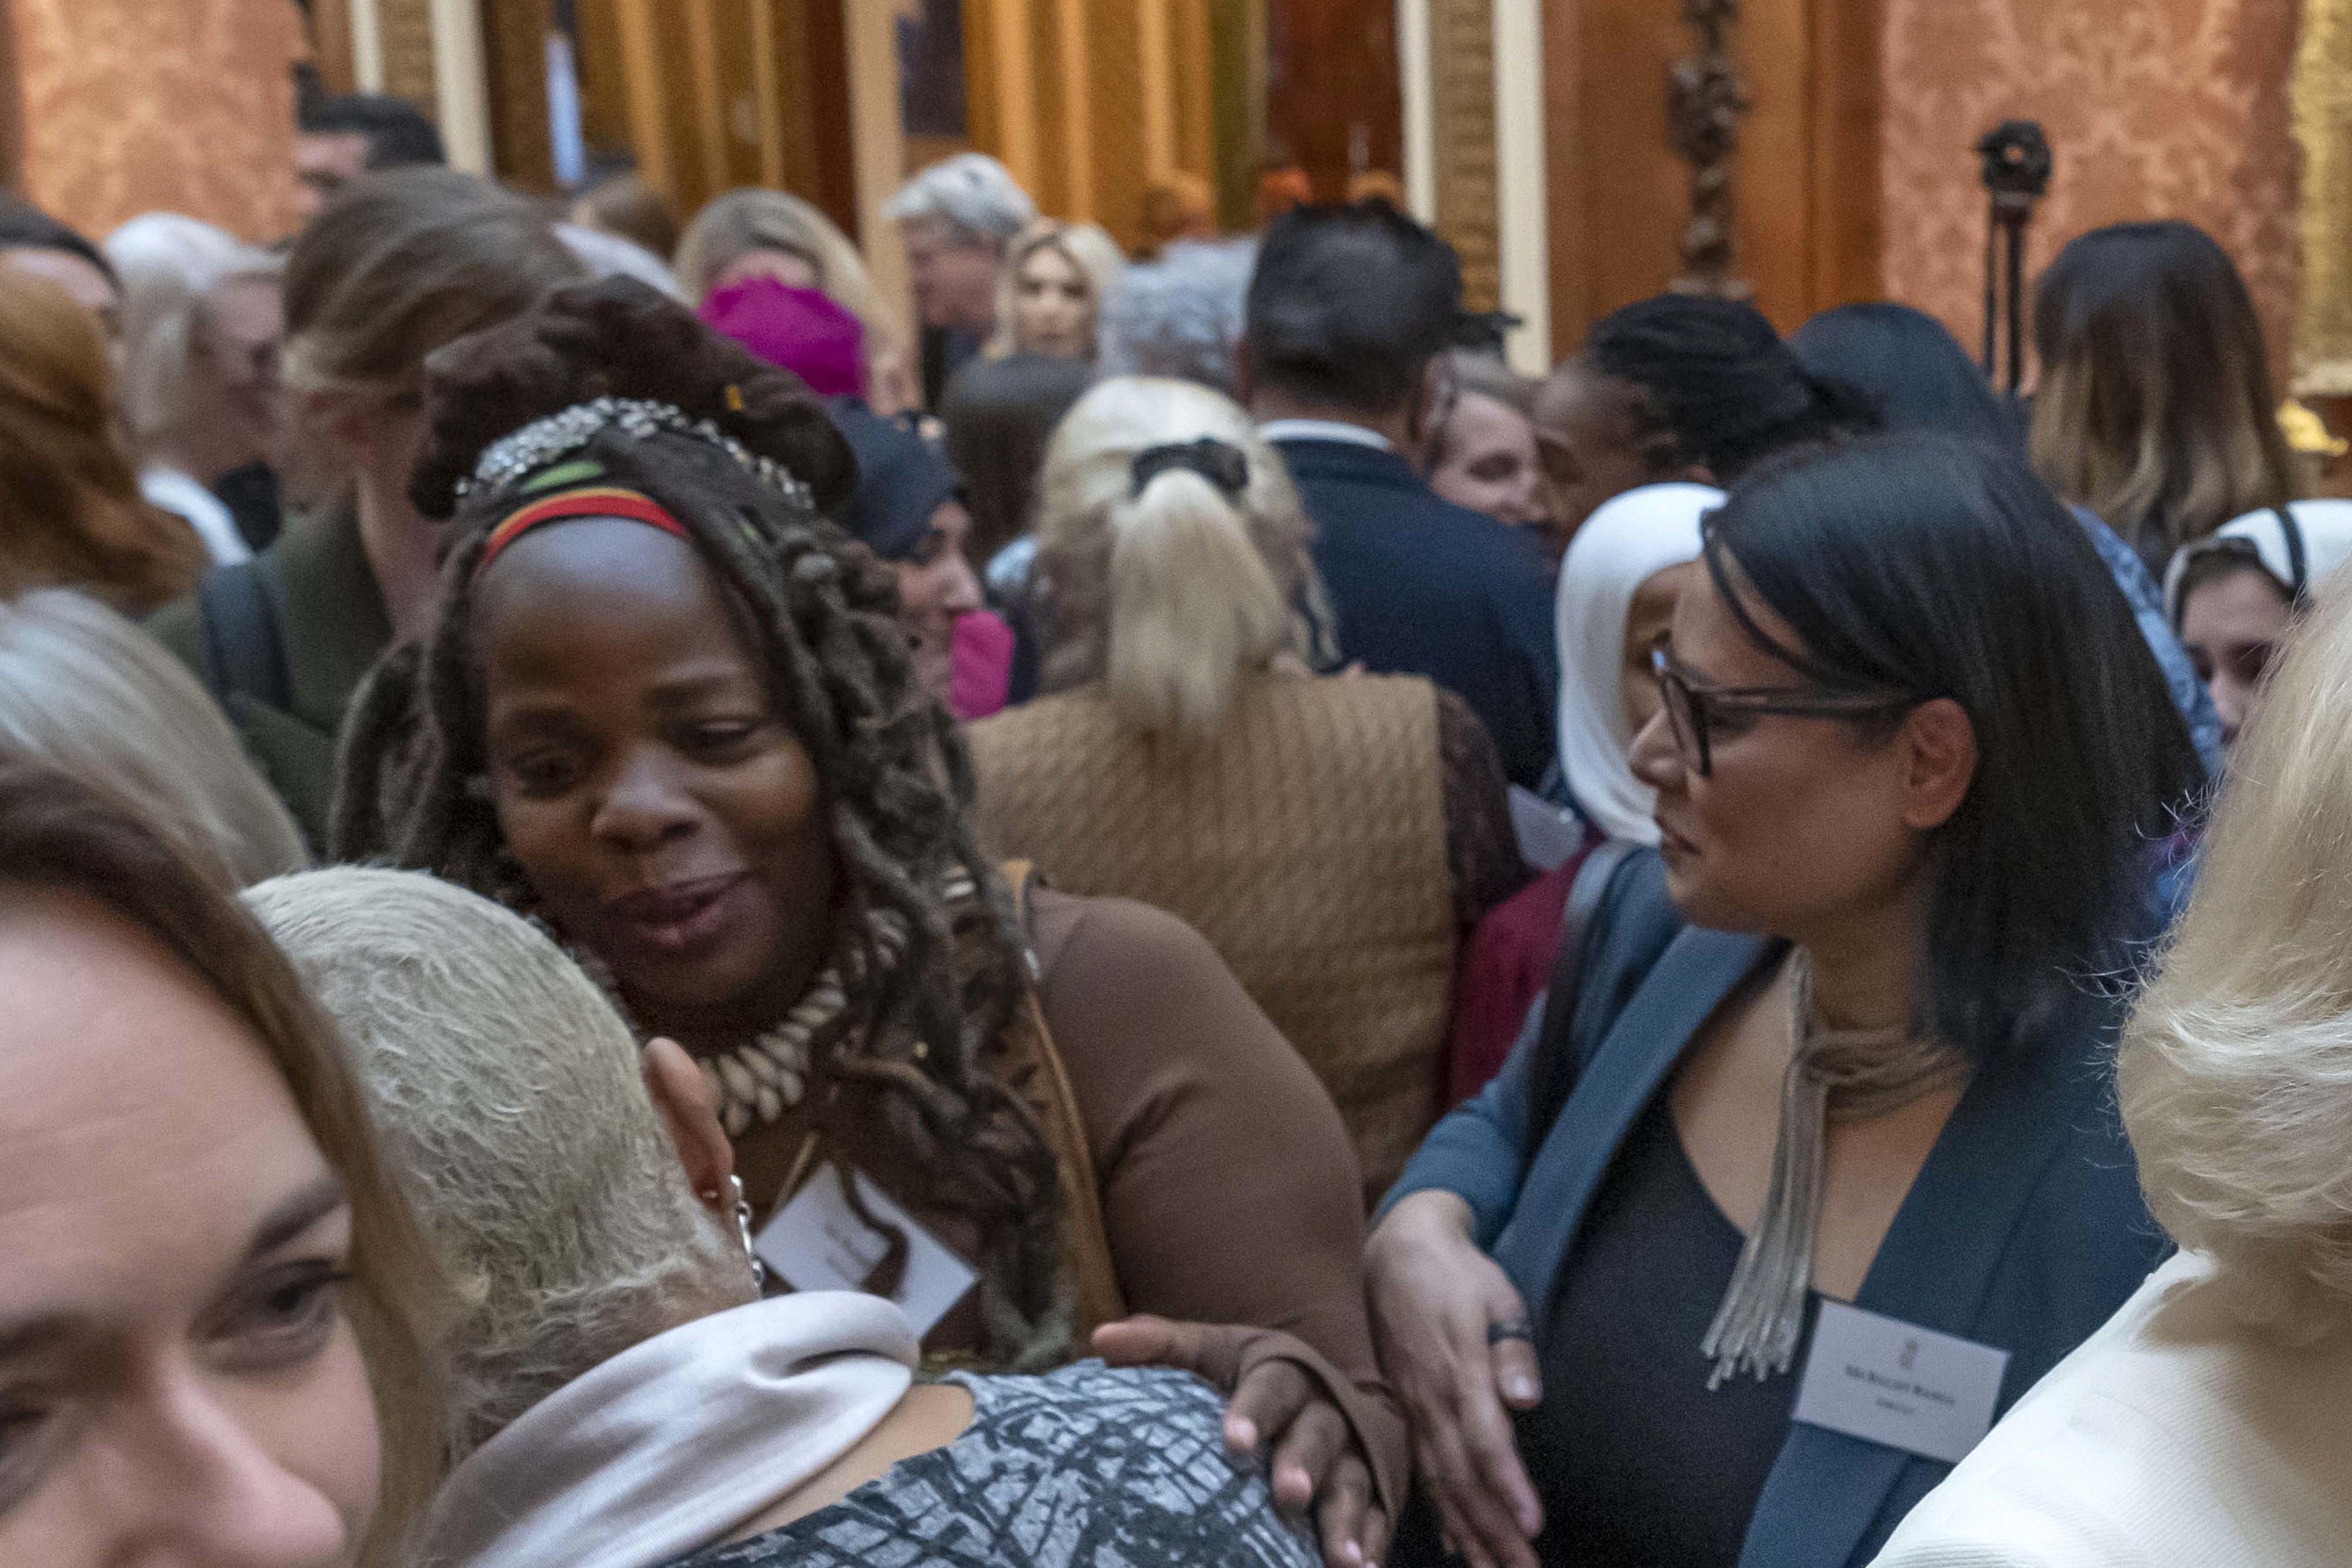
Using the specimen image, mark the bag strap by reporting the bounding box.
[195,560,293,714]
[1522,839,1641,1158]
[997,860,1129,1338]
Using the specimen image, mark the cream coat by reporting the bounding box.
[1870,1250,2352,1568]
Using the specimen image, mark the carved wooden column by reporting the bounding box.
[1666,0,1750,299]
[2295,0,2352,396]
[1428,0,1501,313]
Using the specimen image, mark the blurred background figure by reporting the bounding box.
[1138,172,1218,258]
[676,188,914,415]
[2029,220,2297,576]
[932,219,1120,569]
[146,169,584,848]
[1098,236,1257,394]
[0,198,121,349]
[570,170,680,261]
[0,587,306,890]
[1244,200,1557,790]
[827,396,1011,720]
[1533,293,1870,545]
[556,222,684,300]
[0,269,203,616]
[107,213,286,559]
[293,91,446,229]
[884,152,1037,406]
[2165,502,2352,751]
[1789,302,2020,449]
[984,219,1125,363]
[1425,349,1548,540]
[971,374,1518,1199]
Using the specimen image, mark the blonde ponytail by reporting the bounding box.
[1033,376,1327,733]
[1104,465,1289,730]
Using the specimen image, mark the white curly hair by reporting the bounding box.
[2119,571,2352,1338]
[245,866,750,1463]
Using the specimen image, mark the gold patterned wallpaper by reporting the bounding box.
[15,0,300,242]
[1880,0,2302,380]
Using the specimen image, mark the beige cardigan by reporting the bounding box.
[1869,1250,2352,1568]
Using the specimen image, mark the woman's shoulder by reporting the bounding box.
[669,1362,1319,1568]
[1026,884,1231,998]
[1871,1255,2352,1568]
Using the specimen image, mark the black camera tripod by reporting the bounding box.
[1977,121,2052,394]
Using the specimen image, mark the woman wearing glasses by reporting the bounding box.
[1367,434,2203,1568]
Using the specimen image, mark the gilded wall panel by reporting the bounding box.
[15,0,299,241]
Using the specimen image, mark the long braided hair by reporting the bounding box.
[336,278,1070,1366]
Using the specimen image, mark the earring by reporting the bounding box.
[704,1174,767,1291]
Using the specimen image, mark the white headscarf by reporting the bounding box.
[1555,483,1722,844]
[2162,500,2352,626]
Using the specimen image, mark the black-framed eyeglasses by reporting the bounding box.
[1650,646,1919,777]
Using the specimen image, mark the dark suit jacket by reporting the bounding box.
[1388,853,2171,1568]
[1275,437,1558,789]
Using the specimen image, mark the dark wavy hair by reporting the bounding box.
[1703,433,2204,1061]
[336,276,1069,1367]
[1579,293,1876,483]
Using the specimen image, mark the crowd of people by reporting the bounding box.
[3,79,2351,1568]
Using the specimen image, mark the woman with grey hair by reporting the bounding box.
[106,213,285,559]
[250,865,1342,1568]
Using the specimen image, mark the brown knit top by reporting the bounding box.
[969,671,1521,1199]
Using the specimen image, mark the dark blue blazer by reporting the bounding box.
[1276,437,1559,788]
[1387,856,2170,1567]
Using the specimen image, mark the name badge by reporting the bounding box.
[1790,1300,2010,1465]
[754,1164,979,1338]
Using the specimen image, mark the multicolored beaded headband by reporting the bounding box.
[456,394,816,513]
[472,483,690,581]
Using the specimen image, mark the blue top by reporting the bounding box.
[1384,854,2171,1568]
[1275,437,1559,789]
[2073,506,2225,777]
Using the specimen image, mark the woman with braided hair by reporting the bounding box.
[337,277,1401,1566]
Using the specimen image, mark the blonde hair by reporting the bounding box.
[0,589,307,888]
[675,187,881,319]
[1034,375,1331,731]
[0,269,204,614]
[674,188,911,407]
[987,219,1125,360]
[105,212,278,462]
[2120,573,2352,1335]
[246,867,747,1465]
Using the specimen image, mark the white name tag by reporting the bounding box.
[754,1164,979,1339]
[1790,1300,2010,1465]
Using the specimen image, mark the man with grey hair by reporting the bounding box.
[883,152,1036,406]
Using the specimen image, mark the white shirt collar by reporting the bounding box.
[1256,419,1395,454]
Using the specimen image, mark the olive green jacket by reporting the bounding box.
[148,503,392,851]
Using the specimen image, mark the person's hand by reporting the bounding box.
[1094,1315,1391,1568]
[1364,1191,1543,1568]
